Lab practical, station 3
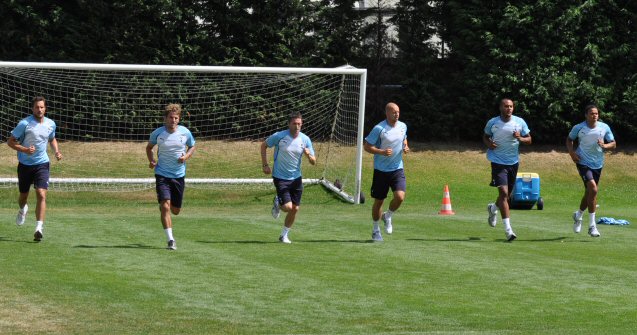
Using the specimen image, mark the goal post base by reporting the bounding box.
[318,178,358,204]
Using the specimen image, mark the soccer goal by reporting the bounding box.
[0,62,366,204]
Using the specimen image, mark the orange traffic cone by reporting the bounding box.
[438,185,455,215]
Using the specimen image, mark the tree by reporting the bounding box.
[357,0,399,127]
[440,0,637,143]
[0,0,205,64]
[392,0,453,140]
[197,0,317,66]
[310,0,363,67]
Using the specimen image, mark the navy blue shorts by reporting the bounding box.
[576,164,602,186]
[371,169,406,200]
[155,175,185,208]
[490,162,518,188]
[273,177,303,206]
[18,162,50,193]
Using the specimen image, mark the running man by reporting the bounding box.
[260,112,316,244]
[483,98,531,241]
[364,102,409,242]
[146,103,196,250]
[8,96,63,242]
[566,104,615,237]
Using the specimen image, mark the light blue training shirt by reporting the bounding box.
[364,120,408,172]
[149,125,195,178]
[265,130,314,181]
[484,115,530,165]
[568,121,614,169]
[11,115,57,166]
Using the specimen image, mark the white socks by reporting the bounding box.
[503,218,511,232]
[576,210,597,227]
[374,210,394,231]
[164,228,174,241]
[281,226,290,237]
[35,221,43,232]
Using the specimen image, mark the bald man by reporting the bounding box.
[364,102,410,242]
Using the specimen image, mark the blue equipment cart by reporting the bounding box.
[510,172,544,210]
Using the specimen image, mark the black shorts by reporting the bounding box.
[155,175,185,208]
[273,177,303,206]
[371,169,406,200]
[490,162,518,188]
[576,164,602,186]
[17,162,50,193]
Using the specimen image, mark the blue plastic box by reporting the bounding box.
[510,172,543,210]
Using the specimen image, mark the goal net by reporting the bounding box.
[0,62,366,204]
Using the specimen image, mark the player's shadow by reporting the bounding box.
[197,239,369,244]
[488,236,592,243]
[0,236,47,244]
[407,237,486,242]
[520,236,570,242]
[73,243,160,249]
[524,236,595,243]
[296,239,371,244]
[197,240,280,244]
[407,236,573,243]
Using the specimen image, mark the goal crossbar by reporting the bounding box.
[0,61,366,75]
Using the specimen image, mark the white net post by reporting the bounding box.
[0,62,366,203]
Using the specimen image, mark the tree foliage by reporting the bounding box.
[422,0,637,143]
[1,0,636,143]
[392,0,455,139]
[310,0,362,67]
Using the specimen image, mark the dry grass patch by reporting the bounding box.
[0,290,74,334]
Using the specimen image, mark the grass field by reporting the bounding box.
[1,143,636,334]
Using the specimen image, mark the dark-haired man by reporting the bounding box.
[261,112,316,244]
[8,96,63,242]
[483,98,531,241]
[566,104,615,237]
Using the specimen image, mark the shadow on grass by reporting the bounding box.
[295,239,372,243]
[197,240,279,244]
[196,239,371,244]
[0,236,49,244]
[73,243,160,249]
[407,236,580,243]
[489,236,593,243]
[521,236,569,242]
[407,237,486,242]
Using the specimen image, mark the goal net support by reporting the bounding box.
[0,62,366,204]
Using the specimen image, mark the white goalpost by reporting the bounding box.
[0,61,366,204]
